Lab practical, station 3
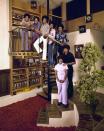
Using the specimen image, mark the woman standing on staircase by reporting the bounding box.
[54,56,68,108]
[48,21,56,66]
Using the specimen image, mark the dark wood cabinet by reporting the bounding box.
[0,69,10,96]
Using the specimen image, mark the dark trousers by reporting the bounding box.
[53,44,58,65]
[67,67,73,98]
[58,45,64,55]
[48,44,54,65]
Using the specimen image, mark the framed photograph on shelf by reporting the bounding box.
[74,44,84,59]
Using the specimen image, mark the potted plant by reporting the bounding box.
[77,42,104,115]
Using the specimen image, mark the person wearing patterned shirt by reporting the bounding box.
[55,24,67,55]
[31,17,41,43]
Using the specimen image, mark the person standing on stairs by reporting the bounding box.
[54,56,68,108]
[33,15,50,60]
[48,21,56,66]
[31,16,41,50]
[62,45,76,99]
[20,13,31,51]
[55,24,67,56]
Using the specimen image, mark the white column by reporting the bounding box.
[61,1,67,29]
[87,0,90,14]
[0,0,10,69]
[61,1,67,21]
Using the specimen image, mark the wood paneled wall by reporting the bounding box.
[65,10,104,32]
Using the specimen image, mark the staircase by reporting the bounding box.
[37,66,57,100]
[37,67,79,128]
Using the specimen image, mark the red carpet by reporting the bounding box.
[0,96,76,131]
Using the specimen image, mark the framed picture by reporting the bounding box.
[74,44,84,59]
[79,25,86,33]
[85,14,93,23]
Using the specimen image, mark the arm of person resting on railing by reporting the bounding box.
[48,29,56,44]
[29,26,42,35]
[47,35,62,45]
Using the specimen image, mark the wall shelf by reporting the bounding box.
[10,54,46,95]
[12,6,41,16]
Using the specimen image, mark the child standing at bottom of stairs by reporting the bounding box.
[54,56,68,108]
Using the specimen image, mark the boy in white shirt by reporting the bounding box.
[54,56,68,108]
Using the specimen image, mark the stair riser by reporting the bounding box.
[51,93,58,104]
[37,111,76,127]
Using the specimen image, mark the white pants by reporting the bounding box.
[33,36,47,60]
[56,79,68,105]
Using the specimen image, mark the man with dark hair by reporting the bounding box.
[62,45,76,98]
[31,16,41,45]
[42,15,49,22]
[33,15,50,60]
[24,13,30,18]
[55,24,67,55]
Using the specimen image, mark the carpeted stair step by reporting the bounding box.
[50,75,56,79]
[49,72,55,75]
[37,92,48,100]
[49,67,54,71]
[53,99,74,112]
[50,82,56,85]
[37,108,49,124]
[50,80,56,83]
[52,86,58,93]
[50,78,56,81]
[43,86,58,95]
[47,103,62,118]
[43,87,48,95]
[44,79,56,83]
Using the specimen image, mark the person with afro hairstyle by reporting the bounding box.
[55,24,67,55]
[31,16,41,48]
[33,15,50,60]
[20,13,31,51]
[62,45,76,98]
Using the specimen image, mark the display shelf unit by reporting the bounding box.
[10,54,44,95]
[12,6,41,27]
[42,63,48,86]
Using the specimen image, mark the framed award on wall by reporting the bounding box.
[85,14,93,23]
[74,44,84,59]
